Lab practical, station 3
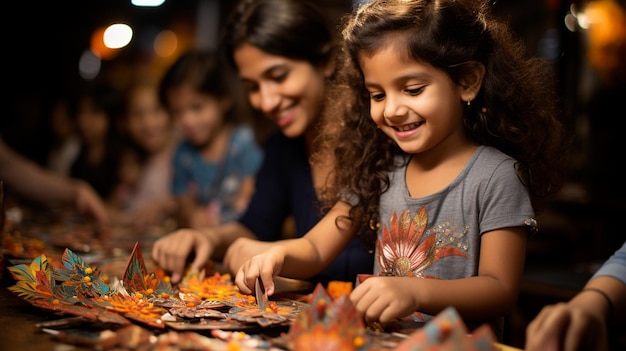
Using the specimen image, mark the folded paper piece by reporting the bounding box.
[392,306,496,351]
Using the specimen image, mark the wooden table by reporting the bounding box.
[0,274,80,351]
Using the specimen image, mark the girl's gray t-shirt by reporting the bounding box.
[375,145,535,325]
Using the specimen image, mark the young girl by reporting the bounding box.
[110,77,178,230]
[159,49,263,229]
[234,0,568,335]
[151,0,374,285]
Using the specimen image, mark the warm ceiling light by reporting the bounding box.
[131,0,166,7]
[103,24,133,49]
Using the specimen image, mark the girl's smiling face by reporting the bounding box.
[360,41,469,156]
[166,84,230,149]
[234,43,332,139]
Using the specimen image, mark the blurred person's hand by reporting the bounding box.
[525,297,608,351]
[74,180,110,225]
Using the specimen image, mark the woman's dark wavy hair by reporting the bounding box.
[316,0,569,247]
[218,0,339,144]
[220,0,336,72]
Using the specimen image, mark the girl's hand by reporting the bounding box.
[350,276,419,324]
[234,245,287,296]
[223,237,275,275]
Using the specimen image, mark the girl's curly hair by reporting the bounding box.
[314,0,570,248]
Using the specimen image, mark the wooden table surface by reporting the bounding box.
[0,274,82,351]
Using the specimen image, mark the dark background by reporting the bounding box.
[2,0,357,161]
[2,0,579,152]
[2,1,626,347]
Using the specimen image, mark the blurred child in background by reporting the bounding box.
[70,81,124,202]
[46,94,80,177]
[110,77,178,230]
[159,49,263,229]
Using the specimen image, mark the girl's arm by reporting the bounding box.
[351,226,527,323]
[235,200,359,295]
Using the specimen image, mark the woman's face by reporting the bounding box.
[126,85,172,154]
[234,43,331,139]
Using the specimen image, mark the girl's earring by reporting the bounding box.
[467,98,471,106]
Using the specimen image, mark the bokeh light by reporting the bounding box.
[154,29,178,58]
[103,23,133,49]
[90,27,118,60]
[79,50,102,80]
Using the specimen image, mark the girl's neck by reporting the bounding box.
[200,123,233,161]
[405,141,478,198]
[410,137,478,171]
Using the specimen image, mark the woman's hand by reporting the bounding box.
[151,229,215,283]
